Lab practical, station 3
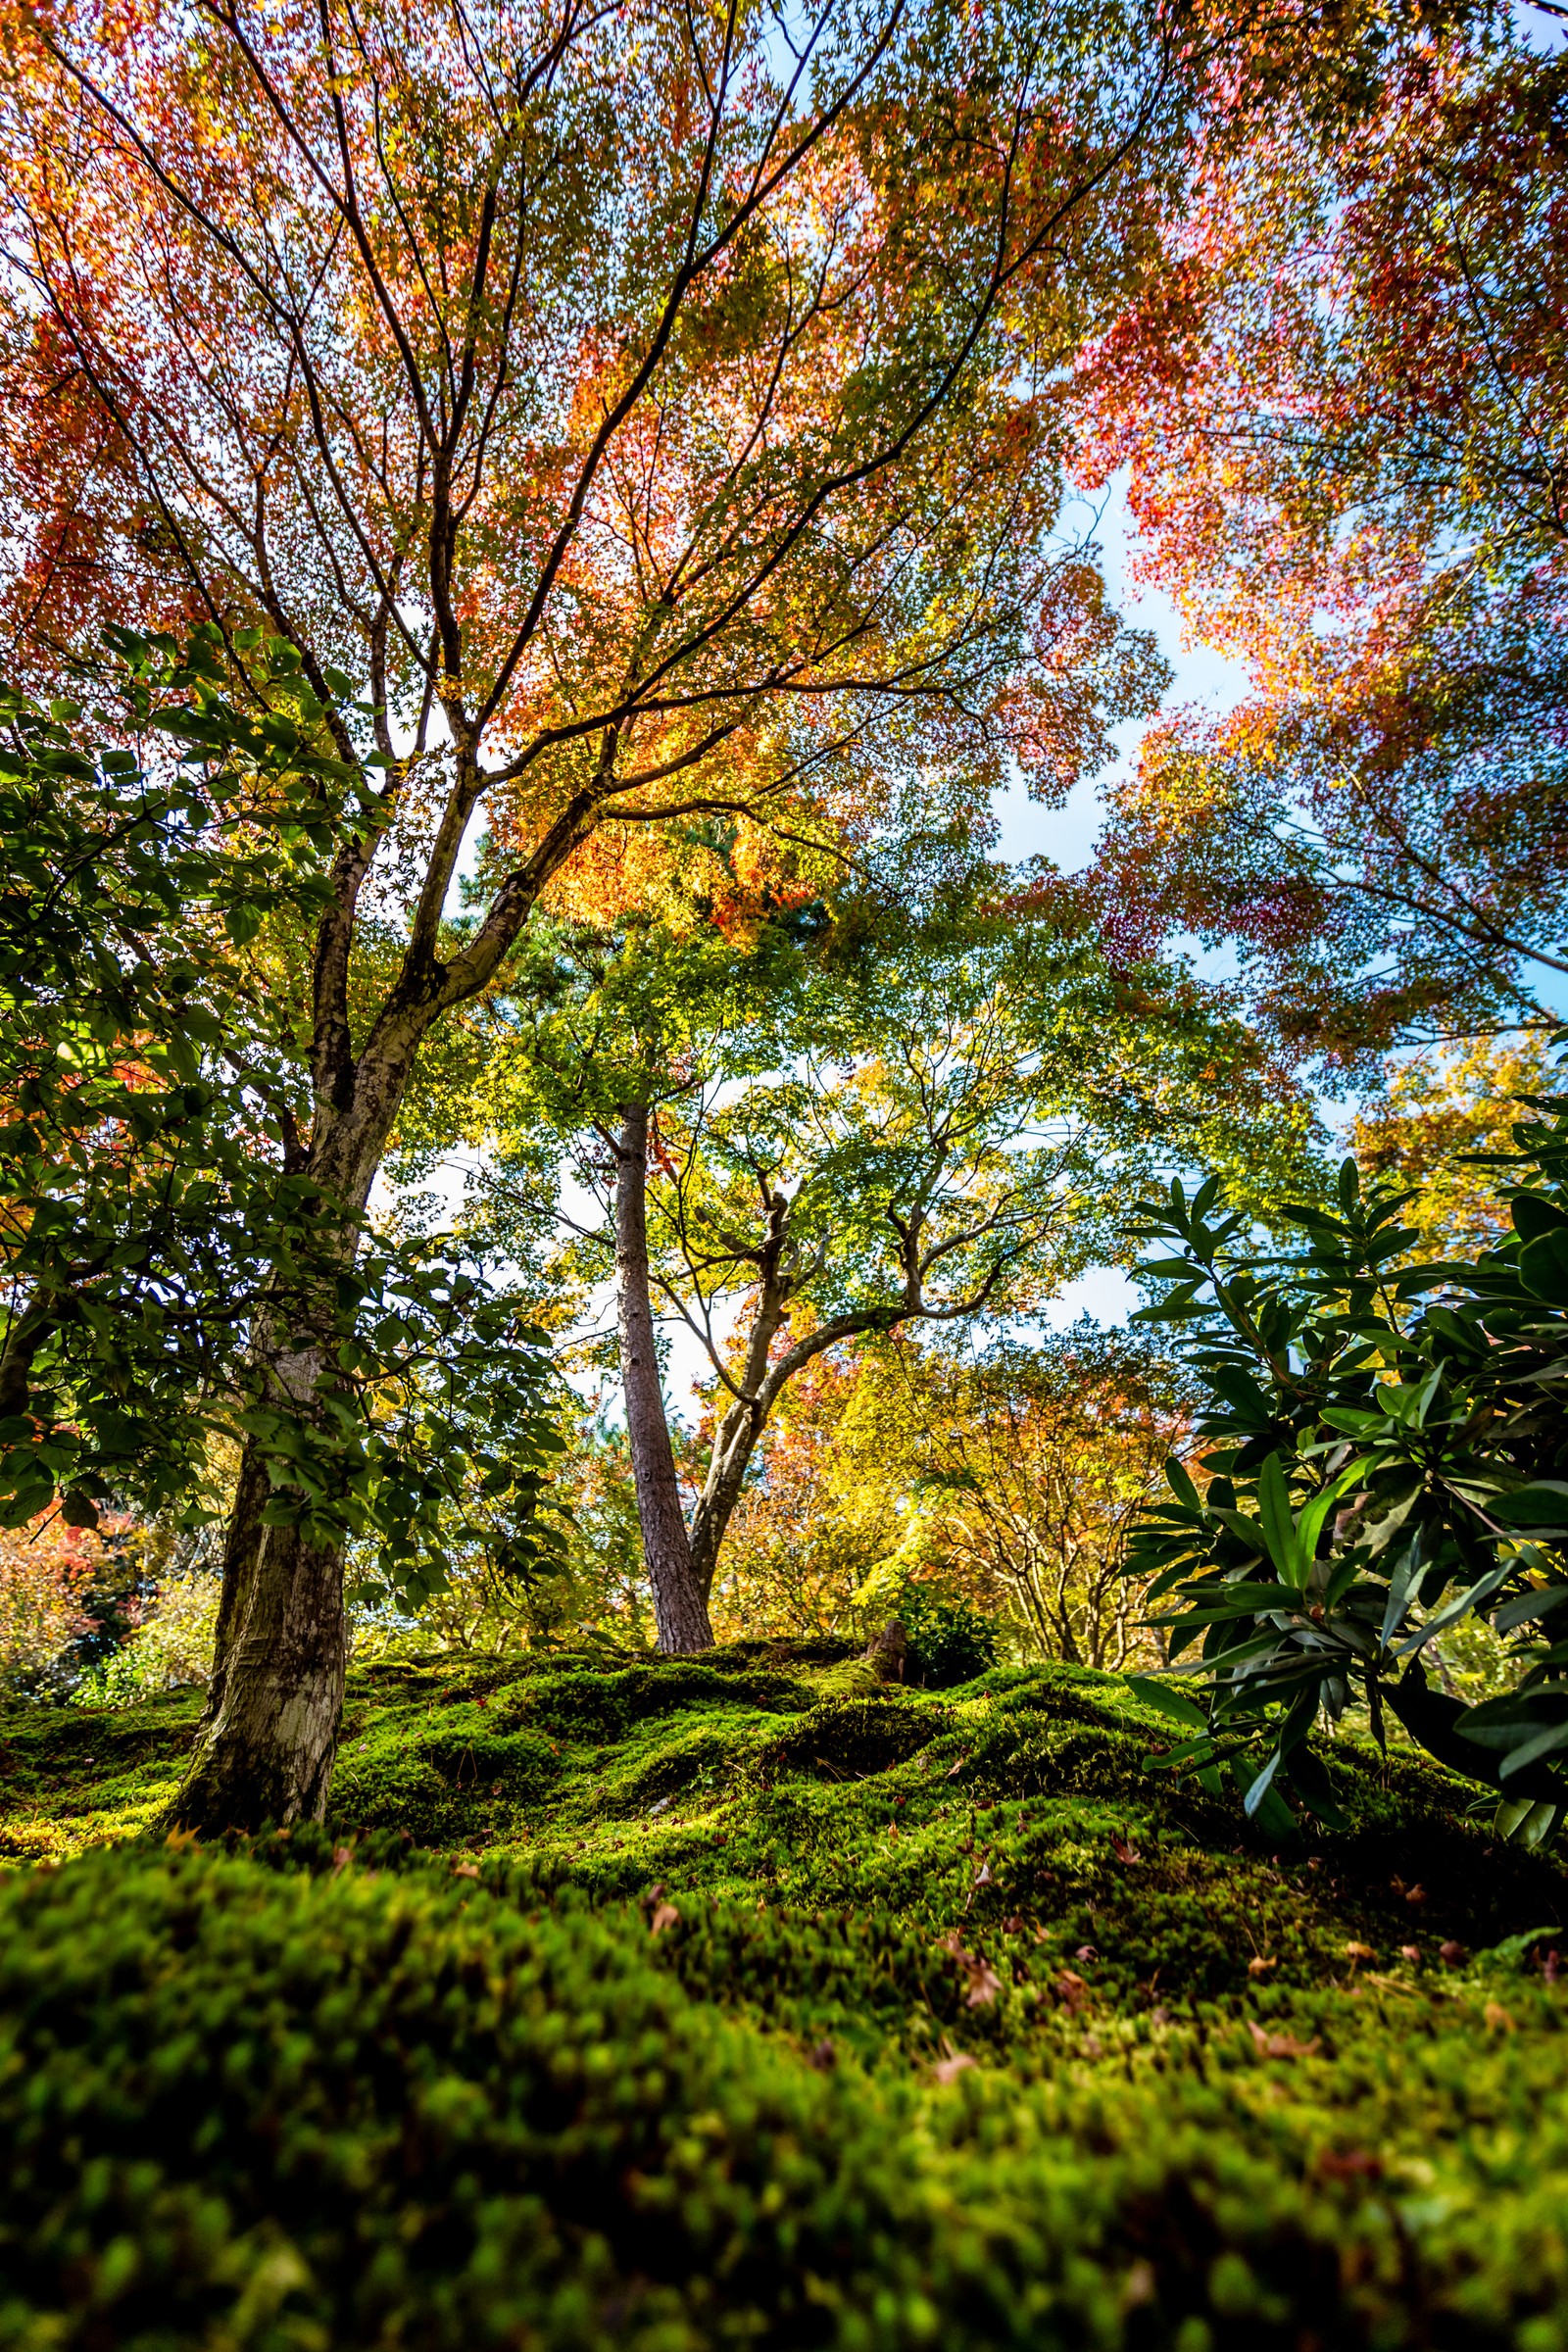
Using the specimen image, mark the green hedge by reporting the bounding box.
[6,1844,1568,2350]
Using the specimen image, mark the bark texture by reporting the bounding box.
[176,1323,354,1830]
[176,1510,347,1830]
[614,1103,713,1653]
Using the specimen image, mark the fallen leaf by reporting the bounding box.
[1399,1944,1422,1965]
[1123,2260,1156,2309]
[1111,1836,1143,1865]
[453,1862,480,1882]
[1002,1914,1027,1934]
[971,1861,995,1887]
[1075,1944,1099,1962]
[1344,1941,1375,1965]
[963,1960,1004,2008]
[1440,1939,1468,1965]
[1248,2022,1321,2060]
[807,2039,836,2071]
[331,1844,354,1875]
[931,2036,977,2084]
[1055,1968,1089,2013]
[1404,1884,1428,1908]
[945,1751,971,1780]
[1248,1955,1277,1978]
[650,1901,681,1936]
[1484,2000,1515,2033]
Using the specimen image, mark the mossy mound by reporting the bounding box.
[5,1647,1568,2346]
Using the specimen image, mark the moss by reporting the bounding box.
[5,1646,1568,2343]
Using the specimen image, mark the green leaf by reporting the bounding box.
[1125,1676,1208,1732]
[1492,1484,1568,1530]
[1257,1454,1305,1587]
[1520,1229,1568,1306]
[1164,1456,1204,1511]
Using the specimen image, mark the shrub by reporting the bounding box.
[73,1569,220,1705]
[901,1592,998,1688]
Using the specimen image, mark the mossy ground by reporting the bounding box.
[7,1646,1568,2345]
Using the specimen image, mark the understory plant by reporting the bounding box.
[1125,1076,1568,1841]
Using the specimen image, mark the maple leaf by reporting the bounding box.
[1317,2149,1383,2181]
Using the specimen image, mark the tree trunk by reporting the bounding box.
[688,1390,768,1603]
[174,1511,346,1831]
[614,1102,712,1653]
[174,1320,352,1832]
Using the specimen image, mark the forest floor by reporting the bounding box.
[5,1644,1568,2348]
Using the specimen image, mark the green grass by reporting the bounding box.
[6,1644,1568,2346]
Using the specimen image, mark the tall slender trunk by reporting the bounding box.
[613,1102,712,1653]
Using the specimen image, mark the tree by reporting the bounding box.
[462,877,1307,1645]
[0,634,564,1801]
[1347,1032,1558,1258]
[697,1322,1188,1665]
[0,0,1235,1820]
[1076,24,1568,1065]
[877,1328,1189,1669]
[1124,1086,1568,1843]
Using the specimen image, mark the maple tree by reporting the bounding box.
[697,1325,1185,1666]
[0,1514,101,1698]
[876,1329,1187,1670]
[451,865,1321,1649]
[0,0,1475,1816]
[1077,21,1568,1065]
[0,0,1215,1822]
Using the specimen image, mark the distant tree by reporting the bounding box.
[1346,1033,1558,1258]
[879,1329,1190,1670]
[456,876,1312,1648]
